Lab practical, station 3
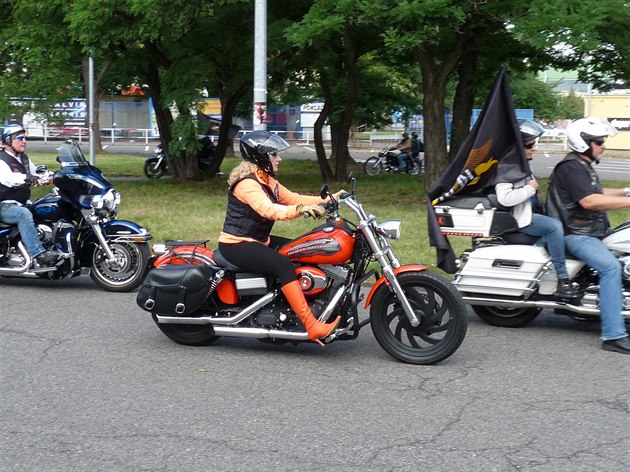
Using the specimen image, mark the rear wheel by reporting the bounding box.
[152,314,221,346]
[472,305,541,327]
[370,271,468,365]
[364,157,382,176]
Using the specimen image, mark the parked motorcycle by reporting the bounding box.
[364,146,422,176]
[137,176,468,365]
[433,192,630,327]
[0,140,152,291]
[144,136,216,179]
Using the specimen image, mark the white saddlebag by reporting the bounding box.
[453,245,551,297]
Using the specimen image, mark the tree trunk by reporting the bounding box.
[207,84,248,177]
[331,24,359,181]
[419,66,450,189]
[314,73,334,181]
[448,51,477,160]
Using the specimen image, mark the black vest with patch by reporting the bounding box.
[546,153,610,238]
[0,150,31,204]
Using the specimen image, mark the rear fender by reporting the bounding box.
[152,245,238,305]
[364,264,429,308]
[153,245,216,267]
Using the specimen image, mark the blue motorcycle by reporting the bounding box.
[0,140,152,291]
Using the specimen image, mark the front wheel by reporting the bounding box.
[472,305,541,328]
[144,157,166,179]
[364,157,382,176]
[152,314,221,346]
[370,271,468,365]
[90,242,151,292]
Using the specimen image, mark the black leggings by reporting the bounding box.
[218,236,296,286]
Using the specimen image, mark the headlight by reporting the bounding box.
[90,189,120,211]
[376,220,402,239]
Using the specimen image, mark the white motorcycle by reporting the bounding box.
[434,192,630,327]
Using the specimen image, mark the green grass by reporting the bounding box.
[29,151,629,272]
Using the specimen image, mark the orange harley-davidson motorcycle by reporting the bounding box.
[137,177,467,364]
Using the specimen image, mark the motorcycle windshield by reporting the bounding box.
[56,140,89,167]
[53,141,114,206]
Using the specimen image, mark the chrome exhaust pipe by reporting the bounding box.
[153,314,310,341]
[462,295,630,319]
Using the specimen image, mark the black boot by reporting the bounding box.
[556,278,578,299]
[34,250,62,267]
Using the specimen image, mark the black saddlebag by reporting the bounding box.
[136,264,214,315]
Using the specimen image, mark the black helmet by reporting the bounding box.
[518,120,544,144]
[239,130,290,176]
[402,131,409,139]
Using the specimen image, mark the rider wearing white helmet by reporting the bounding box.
[547,117,630,354]
[0,124,61,266]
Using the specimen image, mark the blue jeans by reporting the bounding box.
[565,234,627,341]
[520,213,569,279]
[397,153,409,171]
[0,203,45,257]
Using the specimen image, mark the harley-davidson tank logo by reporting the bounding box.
[286,238,340,257]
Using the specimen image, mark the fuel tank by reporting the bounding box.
[30,195,67,222]
[279,221,354,265]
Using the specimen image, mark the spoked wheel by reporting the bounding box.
[90,242,150,292]
[143,157,166,179]
[472,305,541,328]
[364,157,382,176]
[370,271,468,365]
[152,314,221,346]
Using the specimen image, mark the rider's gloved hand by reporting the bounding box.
[296,204,326,219]
[333,189,349,200]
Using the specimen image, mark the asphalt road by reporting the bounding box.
[1,276,628,471]
[26,140,630,180]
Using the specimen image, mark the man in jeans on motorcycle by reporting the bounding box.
[0,125,61,267]
[547,117,630,354]
[393,132,413,172]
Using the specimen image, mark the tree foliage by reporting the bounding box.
[1,0,628,186]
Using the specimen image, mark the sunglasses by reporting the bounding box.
[524,142,536,149]
[13,135,27,141]
[592,140,605,146]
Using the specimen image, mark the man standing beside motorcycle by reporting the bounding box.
[217,130,346,345]
[495,120,577,299]
[0,125,61,266]
[547,117,630,354]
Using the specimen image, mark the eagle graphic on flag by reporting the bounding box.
[426,68,530,273]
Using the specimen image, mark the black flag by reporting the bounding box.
[427,67,529,273]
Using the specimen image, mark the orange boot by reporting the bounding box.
[282,280,341,346]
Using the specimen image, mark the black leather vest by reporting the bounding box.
[546,152,610,238]
[0,151,31,204]
[222,174,278,243]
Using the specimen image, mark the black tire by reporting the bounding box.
[144,157,166,179]
[364,157,382,176]
[472,305,541,328]
[151,314,221,346]
[370,271,468,365]
[90,242,151,292]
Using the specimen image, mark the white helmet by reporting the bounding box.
[566,117,618,154]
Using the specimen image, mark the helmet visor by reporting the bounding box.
[256,133,291,154]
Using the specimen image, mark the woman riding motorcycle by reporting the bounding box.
[217,131,344,345]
